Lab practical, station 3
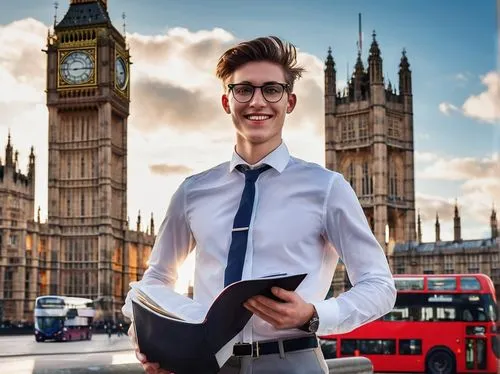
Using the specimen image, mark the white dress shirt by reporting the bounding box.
[123,142,396,342]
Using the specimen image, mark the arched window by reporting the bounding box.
[389,168,398,197]
[362,162,372,195]
[359,115,369,141]
[340,119,347,141]
[347,117,355,140]
[81,192,85,216]
[347,162,356,191]
[81,156,85,178]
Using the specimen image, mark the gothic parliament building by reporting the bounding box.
[0,0,498,323]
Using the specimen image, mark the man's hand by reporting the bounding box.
[128,323,174,374]
[243,287,315,330]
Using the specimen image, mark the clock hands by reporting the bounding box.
[61,67,93,71]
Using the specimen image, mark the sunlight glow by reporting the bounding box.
[174,251,196,294]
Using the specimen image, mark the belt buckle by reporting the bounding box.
[253,341,260,358]
[233,343,252,357]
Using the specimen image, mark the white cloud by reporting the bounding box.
[417,153,499,181]
[455,73,468,82]
[415,151,438,163]
[439,71,500,124]
[415,152,499,240]
[0,18,48,220]
[462,72,500,124]
[416,191,495,242]
[416,193,454,221]
[0,18,46,102]
[439,102,459,116]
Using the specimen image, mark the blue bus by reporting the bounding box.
[34,296,96,342]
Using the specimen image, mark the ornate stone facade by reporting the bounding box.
[324,32,500,298]
[392,207,500,301]
[325,33,416,293]
[0,0,154,324]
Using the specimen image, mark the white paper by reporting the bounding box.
[130,283,208,323]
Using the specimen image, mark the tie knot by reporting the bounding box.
[237,164,271,183]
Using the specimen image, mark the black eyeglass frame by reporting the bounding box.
[227,82,290,103]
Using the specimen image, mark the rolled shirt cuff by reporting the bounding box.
[311,297,340,336]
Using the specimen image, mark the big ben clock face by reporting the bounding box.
[115,56,128,90]
[60,51,95,85]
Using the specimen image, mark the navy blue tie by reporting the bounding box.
[224,164,271,287]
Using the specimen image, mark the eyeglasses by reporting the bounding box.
[227,83,289,103]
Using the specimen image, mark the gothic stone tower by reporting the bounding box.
[325,32,416,293]
[45,0,130,316]
[0,135,36,319]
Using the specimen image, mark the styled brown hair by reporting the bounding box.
[215,36,305,91]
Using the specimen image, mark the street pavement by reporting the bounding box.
[0,351,142,373]
[0,334,142,373]
[0,333,133,358]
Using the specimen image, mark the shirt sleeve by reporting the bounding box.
[312,174,396,336]
[121,179,196,320]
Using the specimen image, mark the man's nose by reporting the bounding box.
[249,88,267,106]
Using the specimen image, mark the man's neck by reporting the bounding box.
[235,139,282,165]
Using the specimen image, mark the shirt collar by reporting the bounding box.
[229,142,290,174]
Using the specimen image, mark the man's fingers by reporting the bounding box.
[143,362,160,372]
[250,295,286,311]
[244,302,280,327]
[271,287,295,302]
[144,362,174,374]
[135,349,147,364]
[246,298,287,322]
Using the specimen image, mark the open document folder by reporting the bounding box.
[131,273,307,374]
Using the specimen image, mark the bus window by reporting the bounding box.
[340,340,357,355]
[463,309,474,321]
[399,339,422,355]
[394,278,424,291]
[359,340,396,355]
[36,297,64,309]
[487,303,497,322]
[384,307,408,321]
[460,277,481,291]
[36,317,63,330]
[428,278,456,291]
[320,339,337,359]
[386,293,496,322]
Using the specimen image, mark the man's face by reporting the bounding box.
[221,61,297,149]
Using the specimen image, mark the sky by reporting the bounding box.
[0,0,499,247]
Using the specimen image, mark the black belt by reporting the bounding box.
[232,335,318,358]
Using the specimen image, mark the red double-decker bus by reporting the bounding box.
[319,274,499,374]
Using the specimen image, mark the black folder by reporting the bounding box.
[132,273,307,374]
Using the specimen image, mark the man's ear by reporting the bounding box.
[221,94,231,114]
[286,93,297,114]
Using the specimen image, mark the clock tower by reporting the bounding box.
[45,0,130,315]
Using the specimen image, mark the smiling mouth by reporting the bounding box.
[245,115,272,121]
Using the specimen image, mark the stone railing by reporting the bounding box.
[326,357,373,373]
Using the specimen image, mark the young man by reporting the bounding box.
[123,36,396,374]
